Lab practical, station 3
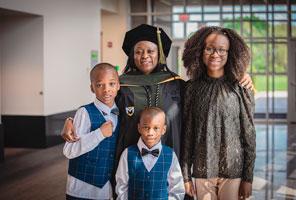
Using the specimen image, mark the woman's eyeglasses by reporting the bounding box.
[204,47,228,56]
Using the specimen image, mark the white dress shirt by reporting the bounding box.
[115,138,185,200]
[63,98,118,199]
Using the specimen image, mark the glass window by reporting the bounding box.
[274,44,287,73]
[173,22,184,38]
[257,75,288,92]
[205,22,220,26]
[173,6,184,13]
[243,21,251,37]
[292,13,296,20]
[252,5,266,12]
[253,13,267,20]
[130,0,147,13]
[292,21,296,38]
[243,13,251,19]
[253,75,287,92]
[292,5,296,11]
[232,21,241,34]
[173,14,179,21]
[274,13,287,20]
[252,21,267,38]
[234,13,241,19]
[152,0,172,12]
[186,22,198,37]
[222,14,233,20]
[190,14,202,21]
[268,13,273,21]
[222,5,233,12]
[274,5,287,12]
[252,43,267,73]
[272,75,288,91]
[243,5,250,12]
[234,5,241,12]
[186,5,201,13]
[223,22,234,29]
[204,5,220,12]
[131,16,147,28]
[274,22,287,37]
[204,14,220,21]
[253,75,268,93]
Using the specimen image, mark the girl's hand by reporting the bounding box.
[184,181,196,197]
[239,181,252,200]
[61,118,79,142]
[239,73,254,90]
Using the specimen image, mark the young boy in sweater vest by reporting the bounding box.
[63,63,120,200]
[115,107,185,199]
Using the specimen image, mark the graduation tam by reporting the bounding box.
[122,24,172,63]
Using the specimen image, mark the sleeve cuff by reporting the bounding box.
[95,128,106,142]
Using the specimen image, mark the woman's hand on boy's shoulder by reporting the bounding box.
[239,73,254,90]
[100,120,113,137]
[61,118,80,142]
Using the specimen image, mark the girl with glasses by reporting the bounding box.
[181,26,256,200]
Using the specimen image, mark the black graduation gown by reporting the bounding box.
[115,71,185,162]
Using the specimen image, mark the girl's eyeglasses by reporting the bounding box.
[204,47,228,56]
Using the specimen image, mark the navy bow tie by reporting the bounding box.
[141,148,160,157]
[111,108,119,115]
[102,108,119,116]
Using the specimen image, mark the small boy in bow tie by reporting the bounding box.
[63,63,120,199]
[115,107,185,199]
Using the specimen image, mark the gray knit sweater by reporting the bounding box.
[181,75,256,183]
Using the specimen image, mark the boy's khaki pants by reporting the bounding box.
[193,178,241,200]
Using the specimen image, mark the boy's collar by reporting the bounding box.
[94,98,117,115]
[137,137,162,152]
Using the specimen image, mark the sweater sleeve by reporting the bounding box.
[239,86,256,183]
[180,81,195,182]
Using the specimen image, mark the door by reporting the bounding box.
[288,40,296,123]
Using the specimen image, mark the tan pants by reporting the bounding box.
[193,178,241,200]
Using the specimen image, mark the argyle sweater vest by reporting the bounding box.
[68,103,119,188]
[127,145,173,200]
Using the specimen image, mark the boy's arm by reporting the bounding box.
[115,149,129,200]
[168,152,186,200]
[63,107,106,159]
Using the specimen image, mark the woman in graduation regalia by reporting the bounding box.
[116,24,184,159]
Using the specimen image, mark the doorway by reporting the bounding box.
[288,40,296,123]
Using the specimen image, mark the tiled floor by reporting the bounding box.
[0,122,295,200]
[252,123,296,200]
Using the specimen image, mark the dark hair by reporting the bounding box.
[122,45,172,74]
[182,26,250,81]
[139,106,166,124]
[90,62,118,82]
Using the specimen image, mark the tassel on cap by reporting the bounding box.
[157,27,166,65]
